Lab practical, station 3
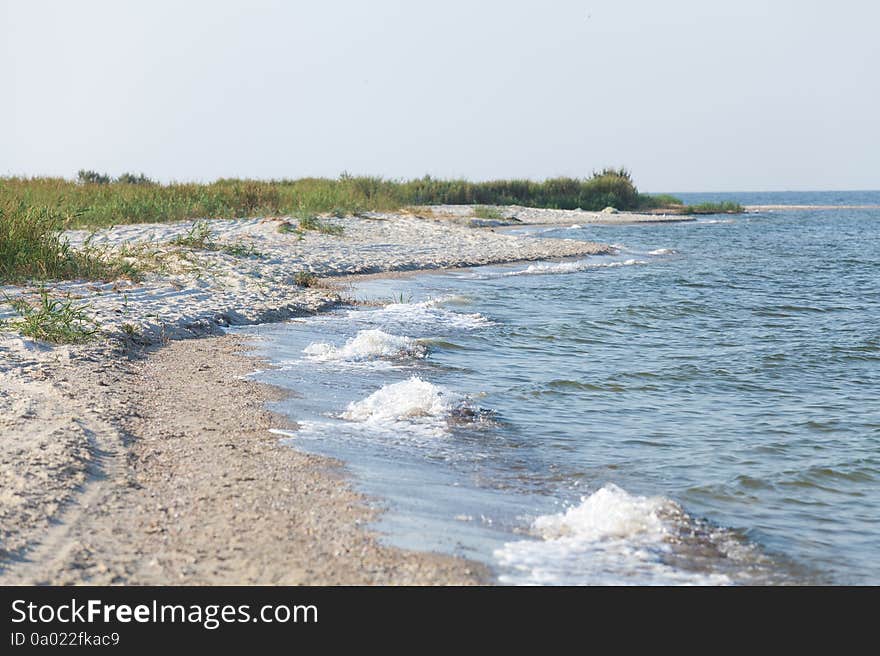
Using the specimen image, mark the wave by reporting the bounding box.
[352,296,493,329]
[337,376,493,438]
[648,248,676,255]
[303,329,426,363]
[342,376,459,423]
[495,483,767,585]
[503,258,646,277]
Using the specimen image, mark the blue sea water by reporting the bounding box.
[242,191,880,585]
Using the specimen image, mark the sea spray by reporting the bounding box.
[303,329,426,363]
[494,484,757,585]
[342,376,460,424]
[348,296,493,330]
[335,376,494,440]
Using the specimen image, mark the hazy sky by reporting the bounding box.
[2,0,878,191]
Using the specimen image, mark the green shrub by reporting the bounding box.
[116,172,155,185]
[77,170,111,185]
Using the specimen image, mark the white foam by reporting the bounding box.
[342,376,460,425]
[648,248,676,255]
[503,258,646,277]
[354,296,492,329]
[303,329,426,363]
[494,484,732,585]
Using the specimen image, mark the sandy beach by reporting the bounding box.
[0,205,641,585]
[5,0,878,599]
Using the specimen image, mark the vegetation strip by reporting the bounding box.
[1,169,742,231]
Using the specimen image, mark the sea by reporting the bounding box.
[239,191,880,585]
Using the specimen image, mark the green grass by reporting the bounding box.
[169,220,214,249]
[635,195,744,214]
[0,200,139,284]
[121,322,140,338]
[297,215,344,236]
[681,201,744,215]
[0,172,741,285]
[473,206,505,220]
[638,193,685,209]
[1,289,98,344]
[219,242,264,258]
[1,168,687,229]
[387,291,414,304]
[169,220,264,257]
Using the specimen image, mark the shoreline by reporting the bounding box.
[1,333,489,584]
[0,204,723,584]
[2,207,607,584]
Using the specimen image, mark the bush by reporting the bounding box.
[77,170,111,185]
[116,172,155,185]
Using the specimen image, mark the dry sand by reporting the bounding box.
[1,209,612,343]
[425,204,696,225]
[0,205,647,585]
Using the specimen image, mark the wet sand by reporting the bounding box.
[1,335,487,584]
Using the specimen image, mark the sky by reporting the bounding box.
[2,0,878,191]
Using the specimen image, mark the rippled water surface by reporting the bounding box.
[243,192,880,584]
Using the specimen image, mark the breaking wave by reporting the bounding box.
[495,484,768,585]
[352,296,493,329]
[336,376,494,438]
[503,258,646,277]
[303,329,426,363]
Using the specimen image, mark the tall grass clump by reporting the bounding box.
[170,220,215,249]
[297,214,344,235]
[473,206,505,220]
[168,220,265,257]
[0,200,138,283]
[1,289,98,344]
